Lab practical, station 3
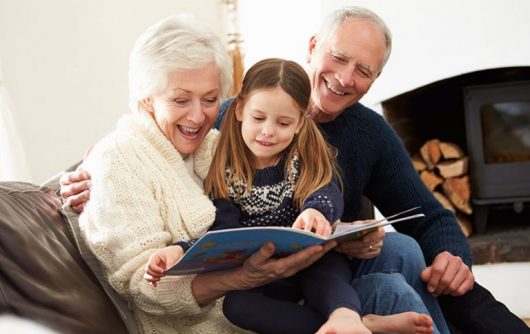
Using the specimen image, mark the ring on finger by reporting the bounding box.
[369,244,373,251]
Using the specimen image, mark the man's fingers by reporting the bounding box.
[425,264,444,295]
[71,203,85,215]
[451,272,474,296]
[433,262,459,296]
[64,189,90,208]
[444,264,474,296]
[60,170,90,186]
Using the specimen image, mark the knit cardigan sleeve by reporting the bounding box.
[79,115,218,319]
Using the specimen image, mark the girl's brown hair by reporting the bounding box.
[204,58,339,208]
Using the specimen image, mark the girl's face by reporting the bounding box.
[147,62,221,155]
[236,86,304,169]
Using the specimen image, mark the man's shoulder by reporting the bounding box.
[215,98,235,129]
[342,102,389,131]
[346,102,383,120]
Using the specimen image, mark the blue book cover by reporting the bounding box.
[167,207,424,275]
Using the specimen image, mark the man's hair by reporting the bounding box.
[319,6,392,66]
[204,58,339,208]
[128,14,233,112]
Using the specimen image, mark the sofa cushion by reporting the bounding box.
[0,182,128,334]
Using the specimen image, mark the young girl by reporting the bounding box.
[145,58,436,334]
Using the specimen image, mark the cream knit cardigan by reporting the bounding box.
[79,112,243,334]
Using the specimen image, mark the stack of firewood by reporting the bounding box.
[411,139,473,237]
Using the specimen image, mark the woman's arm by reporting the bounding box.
[192,240,336,305]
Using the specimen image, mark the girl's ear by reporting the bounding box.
[143,98,154,113]
[295,114,305,134]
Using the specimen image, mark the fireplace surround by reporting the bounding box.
[381,66,530,232]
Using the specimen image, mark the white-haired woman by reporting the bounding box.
[78,15,334,333]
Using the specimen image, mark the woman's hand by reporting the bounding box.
[60,169,92,213]
[191,240,336,305]
[235,240,336,289]
[334,220,385,259]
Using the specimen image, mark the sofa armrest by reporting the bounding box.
[0,182,129,334]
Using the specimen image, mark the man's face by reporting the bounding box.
[307,17,387,121]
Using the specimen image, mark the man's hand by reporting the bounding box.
[334,222,385,259]
[421,251,474,296]
[59,169,92,214]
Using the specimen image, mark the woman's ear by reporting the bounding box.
[143,98,154,113]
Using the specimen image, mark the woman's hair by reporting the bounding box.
[128,14,233,112]
[319,6,392,66]
[204,58,339,208]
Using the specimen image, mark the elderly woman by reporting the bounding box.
[78,15,333,333]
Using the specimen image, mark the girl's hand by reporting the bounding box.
[292,208,332,237]
[144,245,184,287]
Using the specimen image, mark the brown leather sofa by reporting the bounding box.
[0,168,376,334]
[0,180,136,334]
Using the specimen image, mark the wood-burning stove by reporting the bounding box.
[382,67,530,233]
[464,80,530,232]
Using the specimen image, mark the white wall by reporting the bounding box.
[2,0,530,183]
[321,0,530,106]
[240,0,530,108]
[0,0,224,183]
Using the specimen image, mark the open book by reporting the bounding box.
[167,207,424,275]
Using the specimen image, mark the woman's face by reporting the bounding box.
[147,62,221,155]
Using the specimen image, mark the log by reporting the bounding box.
[420,139,442,169]
[456,212,473,237]
[436,157,469,178]
[420,170,443,192]
[411,154,427,172]
[433,191,455,212]
[439,141,464,159]
[442,176,472,215]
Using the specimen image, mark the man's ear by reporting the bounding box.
[306,35,318,63]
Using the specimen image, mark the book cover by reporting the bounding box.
[166,207,424,275]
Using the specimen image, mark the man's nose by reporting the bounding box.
[336,65,355,88]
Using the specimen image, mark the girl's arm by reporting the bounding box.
[301,176,344,224]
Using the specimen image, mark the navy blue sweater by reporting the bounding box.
[217,100,472,267]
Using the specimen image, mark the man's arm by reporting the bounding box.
[366,116,474,295]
